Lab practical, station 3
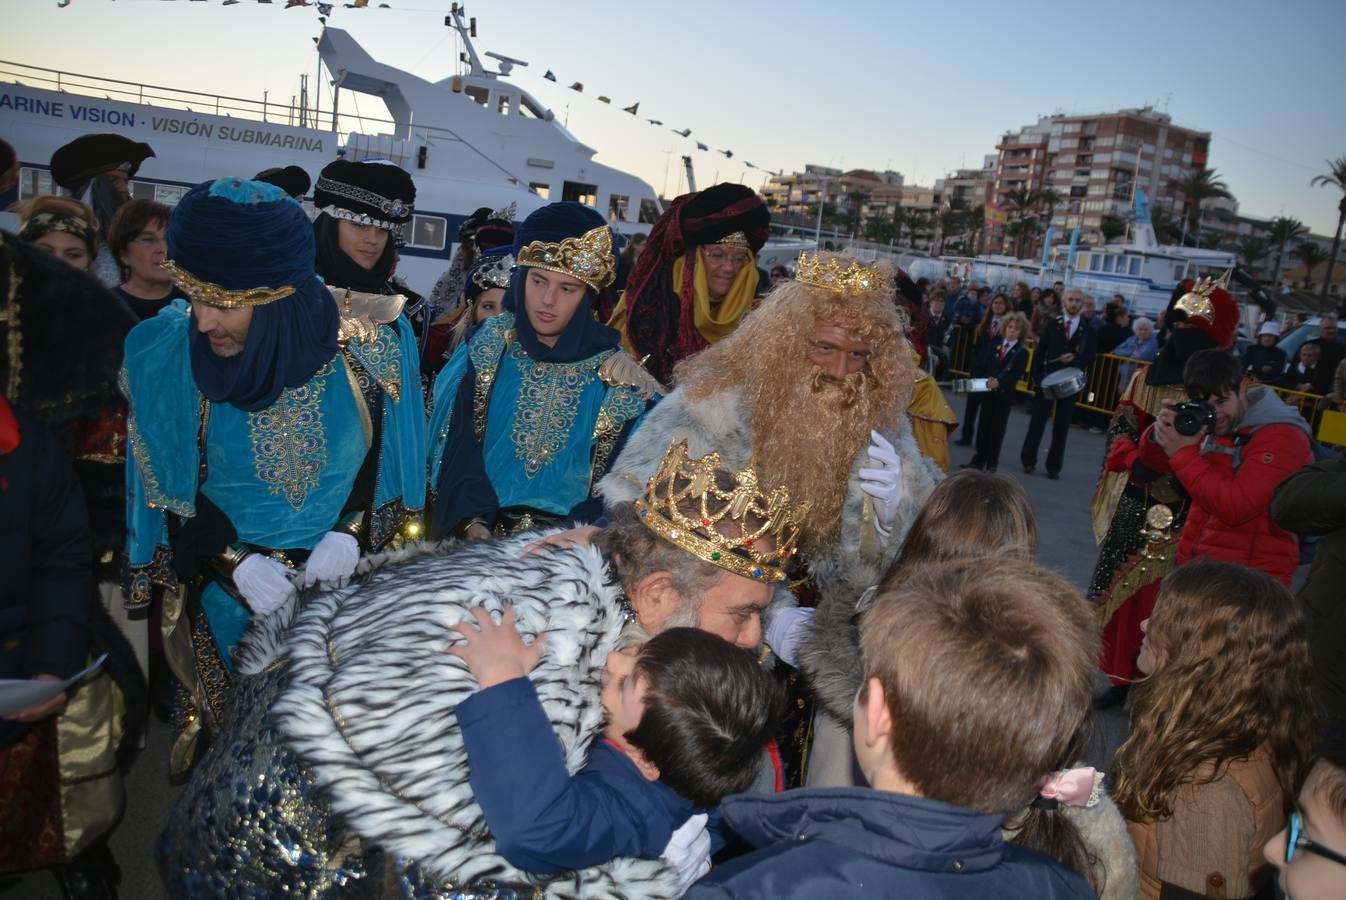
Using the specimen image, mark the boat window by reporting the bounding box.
[562,181,598,207]
[639,198,660,225]
[1102,256,1116,273]
[519,95,546,119]
[1174,263,1187,281]
[401,215,447,251]
[530,182,551,200]
[464,85,488,107]
[17,167,54,199]
[1128,256,1141,276]
[608,194,629,223]
[154,184,188,207]
[497,94,512,116]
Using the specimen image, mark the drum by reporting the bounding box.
[1040,367,1086,400]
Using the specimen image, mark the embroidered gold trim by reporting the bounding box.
[161,260,296,309]
[248,361,333,511]
[509,345,603,478]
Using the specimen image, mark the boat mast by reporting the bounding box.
[447,4,486,78]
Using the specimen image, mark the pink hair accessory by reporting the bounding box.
[1036,767,1102,808]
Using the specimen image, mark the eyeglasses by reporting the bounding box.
[1286,811,1346,867]
[703,248,748,268]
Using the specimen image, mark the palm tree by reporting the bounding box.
[1293,241,1328,291]
[907,210,932,251]
[1039,188,1064,230]
[1100,215,1127,243]
[1267,216,1310,289]
[1236,236,1269,273]
[1004,187,1038,257]
[1310,155,1346,309]
[1148,202,1177,244]
[1166,168,1232,244]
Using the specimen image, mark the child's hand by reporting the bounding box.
[447,605,547,690]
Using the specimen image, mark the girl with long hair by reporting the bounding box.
[1114,560,1316,900]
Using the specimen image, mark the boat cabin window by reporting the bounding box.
[154,184,188,207]
[464,85,489,107]
[401,214,447,251]
[519,95,546,119]
[562,181,597,207]
[639,198,660,225]
[1102,256,1116,273]
[129,181,156,202]
[1127,256,1141,276]
[608,194,629,223]
[530,182,551,200]
[497,94,512,117]
[16,167,55,200]
[1174,263,1188,281]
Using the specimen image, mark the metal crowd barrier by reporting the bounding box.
[941,322,1340,446]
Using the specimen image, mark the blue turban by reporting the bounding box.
[504,201,620,363]
[169,178,339,411]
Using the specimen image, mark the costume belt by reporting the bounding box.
[492,507,569,537]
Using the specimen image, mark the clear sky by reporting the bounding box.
[4,0,1344,235]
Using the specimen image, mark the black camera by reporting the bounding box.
[1172,400,1217,436]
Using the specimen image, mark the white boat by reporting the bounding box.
[833,190,1236,318]
[0,8,662,297]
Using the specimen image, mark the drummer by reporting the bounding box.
[1019,288,1096,480]
[961,312,1030,473]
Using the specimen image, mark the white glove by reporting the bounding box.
[858,429,903,537]
[233,554,297,616]
[303,531,361,587]
[661,812,711,895]
[763,606,815,668]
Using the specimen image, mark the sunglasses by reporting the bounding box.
[1286,810,1346,867]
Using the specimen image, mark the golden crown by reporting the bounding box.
[161,260,296,308]
[515,223,616,291]
[794,252,890,294]
[713,230,750,247]
[634,440,810,584]
[1174,276,1224,324]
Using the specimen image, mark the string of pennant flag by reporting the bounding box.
[126,0,781,176]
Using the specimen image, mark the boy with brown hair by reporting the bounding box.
[687,559,1099,899]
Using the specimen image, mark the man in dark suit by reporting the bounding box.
[1021,288,1095,479]
[1308,314,1343,395]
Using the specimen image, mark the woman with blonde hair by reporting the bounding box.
[1114,560,1315,900]
[17,195,98,272]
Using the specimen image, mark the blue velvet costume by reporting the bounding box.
[429,203,659,537]
[121,179,426,773]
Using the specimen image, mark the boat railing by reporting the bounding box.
[1,59,533,191]
[943,327,1341,445]
[0,59,339,130]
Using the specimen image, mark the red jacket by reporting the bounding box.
[1138,388,1312,585]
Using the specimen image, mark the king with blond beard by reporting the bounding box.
[599,252,941,598]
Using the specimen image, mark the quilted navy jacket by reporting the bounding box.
[688,787,1096,899]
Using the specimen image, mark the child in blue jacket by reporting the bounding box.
[687,560,1101,899]
[450,609,779,879]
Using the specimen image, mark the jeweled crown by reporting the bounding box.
[714,230,750,247]
[634,440,810,584]
[1174,276,1222,324]
[515,223,615,290]
[794,252,890,294]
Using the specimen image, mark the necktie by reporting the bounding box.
[999,343,1007,363]
[1066,320,1074,340]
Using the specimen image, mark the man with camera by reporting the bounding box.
[1142,348,1313,586]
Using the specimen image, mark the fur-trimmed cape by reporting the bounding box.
[161,537,677,899]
